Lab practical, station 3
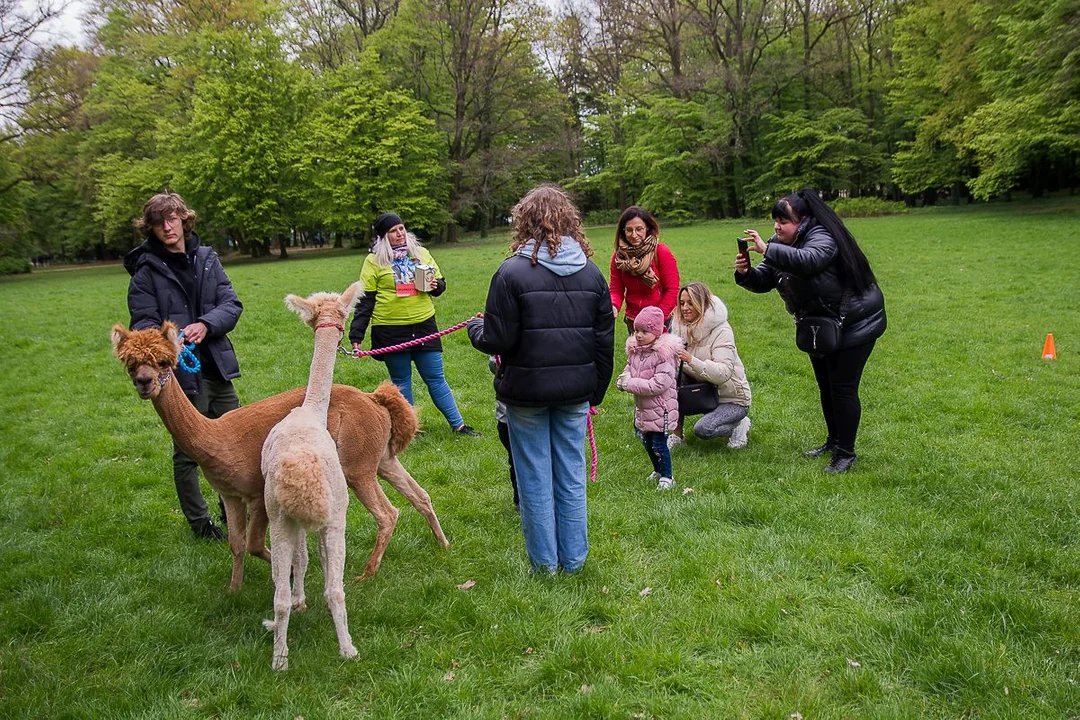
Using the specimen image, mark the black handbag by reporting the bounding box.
[794,315,842,355]
[676,362,719,416]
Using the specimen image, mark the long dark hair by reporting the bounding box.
[772,189,877,293]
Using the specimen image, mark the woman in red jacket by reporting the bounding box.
[609,206,680,333]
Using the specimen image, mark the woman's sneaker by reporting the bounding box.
[728,416,751,449]
[667,434,684,449]
[656,476,675,491]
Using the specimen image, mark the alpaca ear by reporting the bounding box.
[284,294,315,324]
[111,324,129,354]
[161,321,179,347]
[341,281,365,312]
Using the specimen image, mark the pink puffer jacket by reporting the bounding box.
[618,333,682,433]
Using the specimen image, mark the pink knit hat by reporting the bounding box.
[633,305,665,335]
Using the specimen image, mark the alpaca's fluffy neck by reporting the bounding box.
[151,371,221,464]
[302,326,339,423]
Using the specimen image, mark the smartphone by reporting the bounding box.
[736,237,750,263]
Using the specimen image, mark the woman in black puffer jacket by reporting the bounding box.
[735,188,885,473]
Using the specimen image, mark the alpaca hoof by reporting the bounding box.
[292,600,307,613]
[341,644,358,659]
[354,565,378,581]
[271,654,288,671]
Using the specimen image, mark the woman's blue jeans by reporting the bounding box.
[505,402,590,573]
[383,350,465,429]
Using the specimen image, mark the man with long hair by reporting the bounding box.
[124,192,244,539]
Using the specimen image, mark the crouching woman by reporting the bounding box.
[669,282,752,449]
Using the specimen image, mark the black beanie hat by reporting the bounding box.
[373,212,404,238]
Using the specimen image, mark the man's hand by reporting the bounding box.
[181,322,208,344]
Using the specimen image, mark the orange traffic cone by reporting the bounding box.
[1042,333,1056,360]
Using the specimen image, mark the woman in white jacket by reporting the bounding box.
[669,282,752,448]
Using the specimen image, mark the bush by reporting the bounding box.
[584,209,622,227]
[0,257,31,275]
[830,197,908,218]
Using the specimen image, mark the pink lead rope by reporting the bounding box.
[587,406,599,482]
[339,318,472,358]
[342,318,600,483]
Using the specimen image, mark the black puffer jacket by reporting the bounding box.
[468,239,615,407]
[124,232,243,395]
[735,221,886,349]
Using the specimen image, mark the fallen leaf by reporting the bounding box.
[847,658,861,669]
[580,684,593,694]
[443,671,456,682]
[1004,686,1009,696]
[600,585,609,594]
[682,487,694,495]
[639,587,653,598]
[583,625,607,634]
[790,713,804,720]
[451,659,462,670]
[456,580,476,590]
[523,647,534,655]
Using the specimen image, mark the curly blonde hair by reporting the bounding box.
[509,185,592,263]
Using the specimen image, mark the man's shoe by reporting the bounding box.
[453,424,482,437]
[193,518,227,541]
[803,442,835,458]
[825,452,857,474]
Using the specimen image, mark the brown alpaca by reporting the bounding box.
[261,284,361,671]
[111,322,450,593]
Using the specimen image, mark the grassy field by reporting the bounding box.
[1,197,1078,718]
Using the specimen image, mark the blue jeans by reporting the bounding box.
[383,350,464,429]
[637,430,672,478]
[505,402,590,573]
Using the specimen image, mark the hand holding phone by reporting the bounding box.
[737,237,750,263]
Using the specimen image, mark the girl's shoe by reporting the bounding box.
[656,476,675,491]
[667,434,684,449]
[647,471,660,483]
[728,416,751,449]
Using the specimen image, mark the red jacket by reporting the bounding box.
[609,243,680,321]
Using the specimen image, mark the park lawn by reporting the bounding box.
[1,197,1078,718]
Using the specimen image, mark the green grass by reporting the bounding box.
[2,196,1079,717]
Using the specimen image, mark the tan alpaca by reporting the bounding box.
[111,320,449,593]
[260,284,360,671]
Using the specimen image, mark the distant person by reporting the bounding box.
[609,206,680,333]
[349,212,479,436]
[125,192,242,540]
[735,189,886,473]
[469,185,615,574]
[615,306,681,491]
[669,282,752,449]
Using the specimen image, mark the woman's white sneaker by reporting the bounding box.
[728,416,751,449]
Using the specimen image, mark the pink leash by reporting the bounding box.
[587,406,599,482]
[339,318,472,358]
[343,319,601,482]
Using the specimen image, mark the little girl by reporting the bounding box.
[616,305,682,490]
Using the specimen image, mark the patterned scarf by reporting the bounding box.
[614,234,659,288]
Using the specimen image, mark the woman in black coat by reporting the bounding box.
[735,188,886,473]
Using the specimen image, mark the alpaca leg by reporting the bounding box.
[348,474,400,580]
[321,522,357,659]
[262,519,297,671]
[291,531,309,613]
[378,455,450,548]
[221,495,248,592]
[246,498,272,563]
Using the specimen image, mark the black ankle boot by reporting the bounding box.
[803,441,835,458]
[825,451,857,474]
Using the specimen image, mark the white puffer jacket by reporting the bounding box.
[670,295,751,408]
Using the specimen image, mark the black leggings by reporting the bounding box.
[808,339,877,454]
